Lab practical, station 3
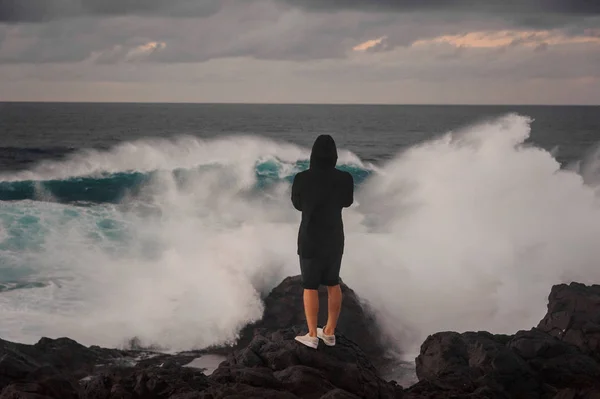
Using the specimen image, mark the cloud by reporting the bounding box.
[0,3,394,64]
[87,40,167,64]
[412,30,600,49]
[2,38,599,104]
[353,36,388,52]
[281,0,600,15]
[3,0,600,24]
[0,0,599,104]
[2,3,599,66]
[0,0,221,22]
[280,0,600,32]
[3,26,599,85]
[126,41,166,60]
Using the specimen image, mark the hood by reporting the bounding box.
[309,134,338,169]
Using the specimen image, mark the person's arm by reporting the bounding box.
[342,172,354,208]
[291,172,303,211]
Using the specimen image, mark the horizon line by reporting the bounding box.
[1,100,599,107]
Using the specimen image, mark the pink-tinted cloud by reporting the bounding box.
[413,30,600,49]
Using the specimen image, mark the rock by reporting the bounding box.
[553,388,600,399]
[509,329,600,389]
[0,384,54,399]
[0,337,103,396]
[194,383,300,398]
[318,389,361,399]
[81,366,211,399]
[0,374,80,399]
[0,340,41,392]
[211,326,402,399]
[409,287,600,399]
[414,331,538,398]
[234,276,386,361]
[538,283,600,358]
[33,338,125,377]
[404,379,514,399]
[0,336,211,399]
[508,329,579,360]
[9,280,600,398]
[0,336,126,390]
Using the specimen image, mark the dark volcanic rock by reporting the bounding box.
[195,383,300,399]
[508,328,579,360]
[235,276,386,361]
[0,374,80,399]
[413,331,538,398]
[0,277,396,399]
[538,282,600,358]
[509,329,600,389]
[0,327,399,399]
[81,365,211,399]
[0,337,124,393]
[0,340,40,392]
[9,280,600,399]
[408,283,600,398]
[0,336,213,399]
[211,326,402,399]
[318,389,361,399]
[553,388,600,399]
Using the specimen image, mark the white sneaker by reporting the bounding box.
[317,327,336,346]
[294,333,319,349]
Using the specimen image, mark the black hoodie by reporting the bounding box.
[292,135,354,258]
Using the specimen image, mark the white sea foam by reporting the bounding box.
[1,114,600,355]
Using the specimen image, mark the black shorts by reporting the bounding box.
[299,255,342,290]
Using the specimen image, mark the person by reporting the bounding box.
[291,134,354,349]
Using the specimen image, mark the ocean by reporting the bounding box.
[1,102,600,358]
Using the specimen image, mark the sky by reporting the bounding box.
[0,0,599,104]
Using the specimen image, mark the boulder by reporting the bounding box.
[412,331,538,398]
[538,283,600,358]
[0,337,125,393]
[407,282,600,399]
[509,329,600,389]
[553,388,600,399]
[0,374,80,399]
[81,365,211,399]
[0,340,41,392]
[211,326,402,399]
[234,276,386,362]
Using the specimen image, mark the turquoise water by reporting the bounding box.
[0,144,378,349]
[0,159,372,291]
[0,160,371,204]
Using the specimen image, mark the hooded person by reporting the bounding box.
[291,135,354,349]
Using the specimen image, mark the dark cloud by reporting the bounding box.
[0,2,388,64]
[0,0,221,22]
[0,18,134,63]
[83,0,221,17]
[281,0,600,15]
[1,0,599,66]
[3,0,600,23]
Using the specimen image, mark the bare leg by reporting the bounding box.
[303,289,319,337]
[324,285,342,335]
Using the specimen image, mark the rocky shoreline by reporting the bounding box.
[2,278,600,398]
